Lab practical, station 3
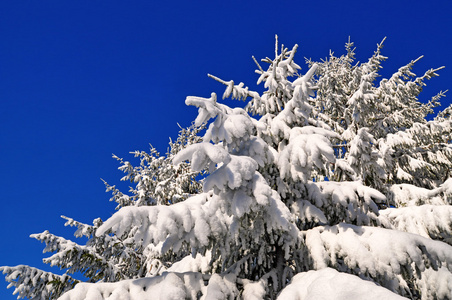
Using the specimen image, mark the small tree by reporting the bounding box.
[2,37,452,300]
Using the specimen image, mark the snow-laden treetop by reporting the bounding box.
[2,36,452,300]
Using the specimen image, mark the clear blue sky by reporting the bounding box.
[1,1,451,299]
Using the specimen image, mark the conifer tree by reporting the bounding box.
[2,37,452,300]
[1,124,205,299]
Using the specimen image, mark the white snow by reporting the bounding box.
[58,272,244,300]
[59,272,201,300]
[173,142,230,172]
[306,181,384,225]
[277,268,408,299]
[305,223,452,295]
[95,193,221,253]
[203,155,258,191]
[390,183,449,207]
[379,205,452,242]
[279,130,336,183]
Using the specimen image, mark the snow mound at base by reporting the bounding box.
[277,268,407,300]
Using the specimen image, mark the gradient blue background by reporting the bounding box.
[1,1,451,298]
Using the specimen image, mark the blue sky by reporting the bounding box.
[1,1,451,298]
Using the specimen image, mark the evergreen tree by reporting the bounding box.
[1,124,205,299]
[2,37,452,300]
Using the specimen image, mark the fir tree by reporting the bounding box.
[2,37,452,300]
[1,124,205,299]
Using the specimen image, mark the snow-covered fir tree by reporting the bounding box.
[2,37,452,300]
[0,124,205,299]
